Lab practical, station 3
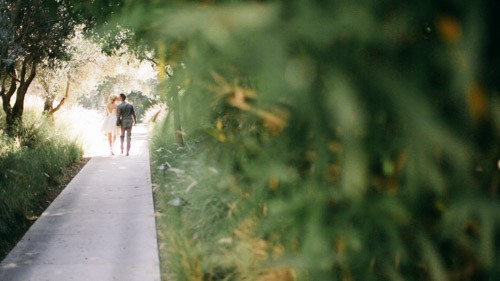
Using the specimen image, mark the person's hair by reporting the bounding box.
[108,94,117,103]
[120,93,127,101]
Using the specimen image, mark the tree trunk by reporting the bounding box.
[43,95,54,113]
[46,73,71,118]
[172,90,184,146]
[156,42,184,146]
[1,76,17,132]
[5,60,37,131]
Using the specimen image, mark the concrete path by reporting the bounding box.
[0,124,161,281]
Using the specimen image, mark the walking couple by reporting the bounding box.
[101,93,137,156]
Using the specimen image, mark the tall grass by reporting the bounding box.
[152,116,280,281]
[0,108,83,259]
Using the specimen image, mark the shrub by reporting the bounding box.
[147,1,500,280]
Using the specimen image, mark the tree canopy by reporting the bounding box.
[0,0,126,130]
[0,0,80,128]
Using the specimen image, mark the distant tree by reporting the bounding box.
[36,29,110,116]
[0,0,125,131]
[40,72,71,118]
[78,71,158,112]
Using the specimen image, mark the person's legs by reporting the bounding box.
[107,132,114,154]
[120,127,125,154]
[125,127,132,156]
[111,131,117,154]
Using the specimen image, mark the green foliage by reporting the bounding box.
[0,0,96,128]
[0,111,83,260]
[0,0,80,66]
[151,117,242,281]
[127,90,158,120]
[141,1,500,280]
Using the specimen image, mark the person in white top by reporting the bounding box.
[101,94,119,155]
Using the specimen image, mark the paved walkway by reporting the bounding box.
[0,124,161,281]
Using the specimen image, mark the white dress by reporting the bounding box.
[101,108,118,134]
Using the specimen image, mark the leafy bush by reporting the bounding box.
[141,1,500,281]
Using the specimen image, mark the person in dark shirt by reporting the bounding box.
[116,93,137,156]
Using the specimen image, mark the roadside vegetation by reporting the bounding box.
[0,109,83,259]
[144,2,499,281]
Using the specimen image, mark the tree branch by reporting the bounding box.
[26,61,37,85]
[8,72,21,83]
[144,56,158,66]
[48,72,70,115]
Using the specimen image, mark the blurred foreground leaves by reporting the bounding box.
[142,1,500,280]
